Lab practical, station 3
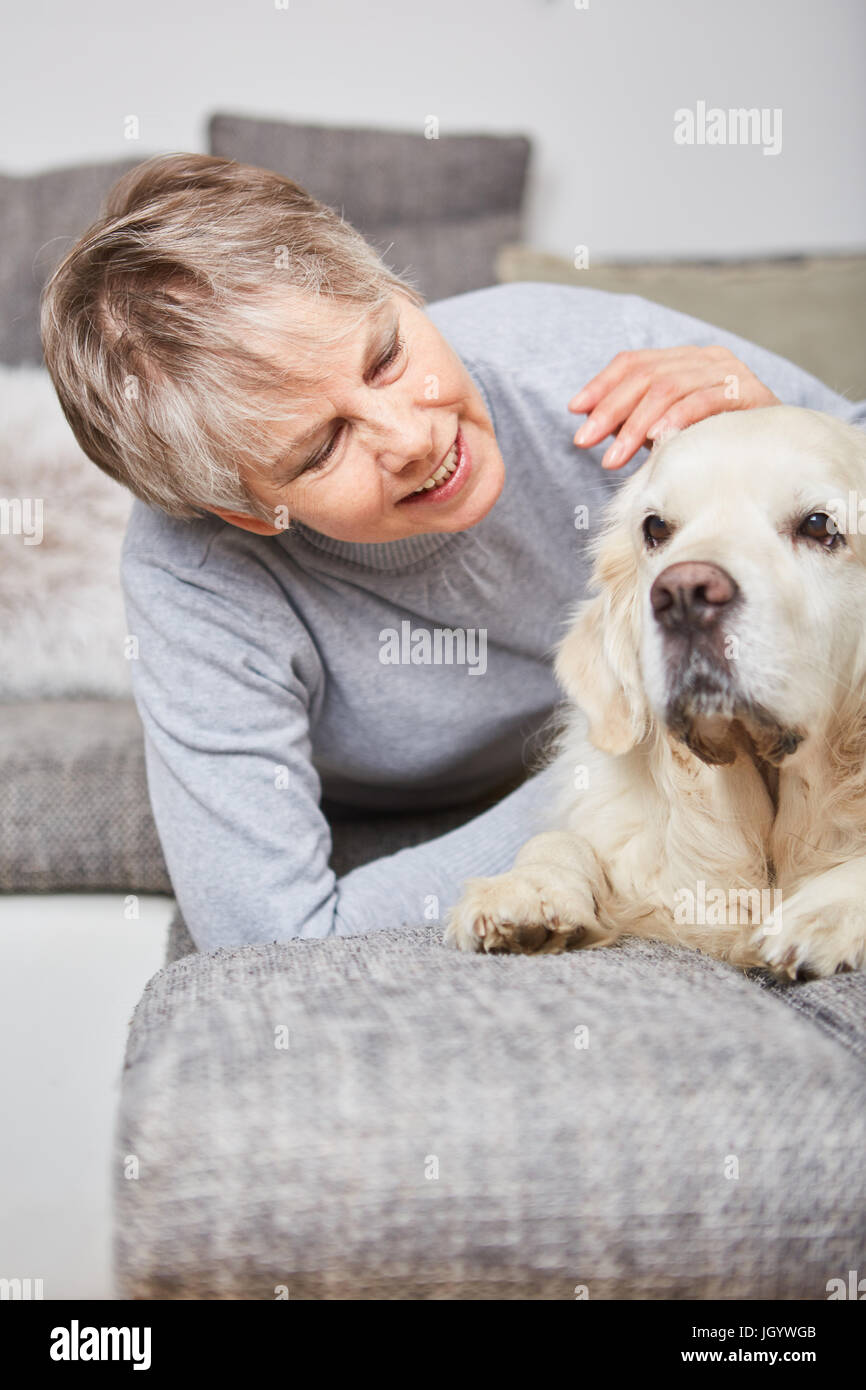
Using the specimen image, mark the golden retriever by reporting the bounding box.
[446,406,866,979]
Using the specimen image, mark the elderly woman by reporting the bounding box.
[40,154,865,952]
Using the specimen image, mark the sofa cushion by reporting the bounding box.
[0,699,171,893]
[208,115,531,302]
[113,927,866,1299]
[0,693,514,899]
[0,156,146,367]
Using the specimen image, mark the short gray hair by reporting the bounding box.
[40,153,426,522]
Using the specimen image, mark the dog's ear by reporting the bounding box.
[555,525,652,756]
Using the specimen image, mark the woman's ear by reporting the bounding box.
[208,506,284,536]
[554,528,652,756]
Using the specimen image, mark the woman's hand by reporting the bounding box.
[568,345,781,469]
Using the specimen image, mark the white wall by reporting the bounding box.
[3,0,864,260]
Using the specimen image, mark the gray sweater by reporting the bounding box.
[121,281,866,951]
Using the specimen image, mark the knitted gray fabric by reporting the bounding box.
[163,779,524,964]
[114,929,865,1299]
[754,968,866,1064]
[0,700,171,893]
[163,774,524,965]
[0,697,517,900]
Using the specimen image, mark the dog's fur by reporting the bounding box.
[446,405,866,979]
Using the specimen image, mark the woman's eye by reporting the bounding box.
[643,514,672,548]
[798,512,844,547]
[298,335,405,477]
[304,425,344,473]
[376,334,405,376]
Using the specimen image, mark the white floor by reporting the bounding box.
[0,894,173,1300]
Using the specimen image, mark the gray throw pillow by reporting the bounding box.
[0,156,147,366]
[208,114,531,302]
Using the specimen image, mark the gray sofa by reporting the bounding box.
[3,115,865,1299]
[115,928,866,1300]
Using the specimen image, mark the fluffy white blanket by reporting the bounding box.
[0,365,134,700]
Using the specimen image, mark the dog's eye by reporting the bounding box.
[643,514,672,548]
[798,512,845,549]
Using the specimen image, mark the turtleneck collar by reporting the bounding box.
[283,523,460,571]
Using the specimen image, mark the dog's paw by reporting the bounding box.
[752,893,866,980]
[445,867,607,955]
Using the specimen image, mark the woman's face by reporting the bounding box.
[212,291,506,542]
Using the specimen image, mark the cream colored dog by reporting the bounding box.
[446,406,866,979]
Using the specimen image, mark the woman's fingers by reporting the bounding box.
[596,370,712,467]
[645,383,777,438]
[568,347,696,417]
[569,343,781,470]
[574,364,713,462]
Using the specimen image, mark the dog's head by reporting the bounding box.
[556,406,866,765]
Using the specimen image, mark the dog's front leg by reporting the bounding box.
[752,857,866,979]
[445,830,611,955]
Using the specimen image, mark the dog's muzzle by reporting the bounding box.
[651,561,740,712]
[650,560,802,766]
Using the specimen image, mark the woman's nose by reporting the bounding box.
[368,410,435,474]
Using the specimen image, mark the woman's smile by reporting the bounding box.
[398,426,470,506]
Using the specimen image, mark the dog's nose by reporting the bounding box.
[650,561,738,632]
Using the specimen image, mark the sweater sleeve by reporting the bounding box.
[122,542,559,953]
[623,291,866,428]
